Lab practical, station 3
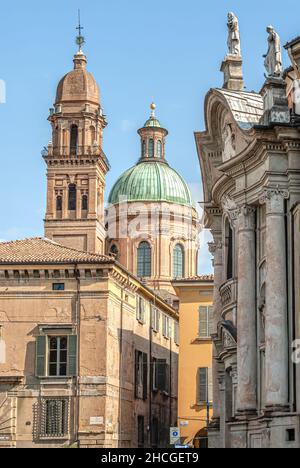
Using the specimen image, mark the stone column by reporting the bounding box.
[208,241,223,423]
[260,188,289,411]
[236,206,257,414]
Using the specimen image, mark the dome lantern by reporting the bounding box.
[138,103,168,162]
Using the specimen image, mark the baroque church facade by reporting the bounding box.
[0,32,201,447]
[197,14,300,448]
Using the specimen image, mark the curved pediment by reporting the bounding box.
[204,88,263,164]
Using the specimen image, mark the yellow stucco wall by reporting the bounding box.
[173,280,213,447]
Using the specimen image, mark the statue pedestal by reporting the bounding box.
[260,77,290,125]
[221,55,244,91]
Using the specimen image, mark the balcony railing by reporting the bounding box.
[219,279,237,308]
[43,146,111,169]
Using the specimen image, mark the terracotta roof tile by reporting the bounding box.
[0,238,112,265]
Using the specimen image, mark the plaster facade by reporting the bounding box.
[173,277,213,448]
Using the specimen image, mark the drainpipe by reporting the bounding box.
[118,281,125,448]
[149,300,153,447]
[75,264,81,447]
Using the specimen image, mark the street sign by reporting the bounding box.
[170,427,181,445]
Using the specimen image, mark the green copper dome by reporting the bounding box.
[144,116,162,128]
[108,161,193,207]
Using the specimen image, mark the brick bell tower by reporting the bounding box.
[44,26,109,254]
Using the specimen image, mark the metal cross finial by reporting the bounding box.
[76,10,85,51]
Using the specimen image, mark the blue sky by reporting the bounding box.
[0,0,299,273]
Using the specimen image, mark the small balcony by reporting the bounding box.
[219,279,237,309]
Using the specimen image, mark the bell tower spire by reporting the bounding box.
[76,9,85,52]
[43,23,109,254]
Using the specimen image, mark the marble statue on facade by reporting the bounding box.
[263,26,283,77]
[227,12,241,56]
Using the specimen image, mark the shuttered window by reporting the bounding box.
[36,336,46,377]
[174,322,180,346]
[198,306,212,338]
[196,368,213,404]
[35,334,77,378]
[157,359,170,394]
[136,297,146,324]
[151,307,160,332]
[68,335,77,376]
[162,315,171,339]
[135,350,148,400]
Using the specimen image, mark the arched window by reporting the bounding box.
[157,140,162,158]
[82,195,88,211]
[137,241,152,278]
[173,244,184,278]
[56,196,62,212]
[148,139,154,158]
[110,244,119,260]
[68,184,77,211]
[226,221,234,280]
[70,125,78,155]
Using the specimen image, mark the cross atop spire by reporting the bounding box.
[76,10,85,51]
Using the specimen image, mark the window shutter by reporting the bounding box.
[141,299,145,324]
[151,307,155,330]
[136,297,140,321]
[199,307,209,338]
[165,363,170,394]
[157,359,167,391]
[135,351,139,398]
[36,336,46,377]
[208,306,213,337]
[143,353,148,400]
[68,335,77,376]
[208,368,213,403]
[197,368,208,404]
[157,310,160,332]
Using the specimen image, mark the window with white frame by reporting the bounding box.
[198,306,212,339]
[162,314,171,339]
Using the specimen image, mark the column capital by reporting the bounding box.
[259,186,290,212]
[238,205,256,231]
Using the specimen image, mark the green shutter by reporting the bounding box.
[197,368,208,404]
[208,306,213,337]
[208,368,213,403]
[135,350,139,398]
[36,336,46,377]
[143,353,148,400]
[199,307,209,338]
[68,335,77,376]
